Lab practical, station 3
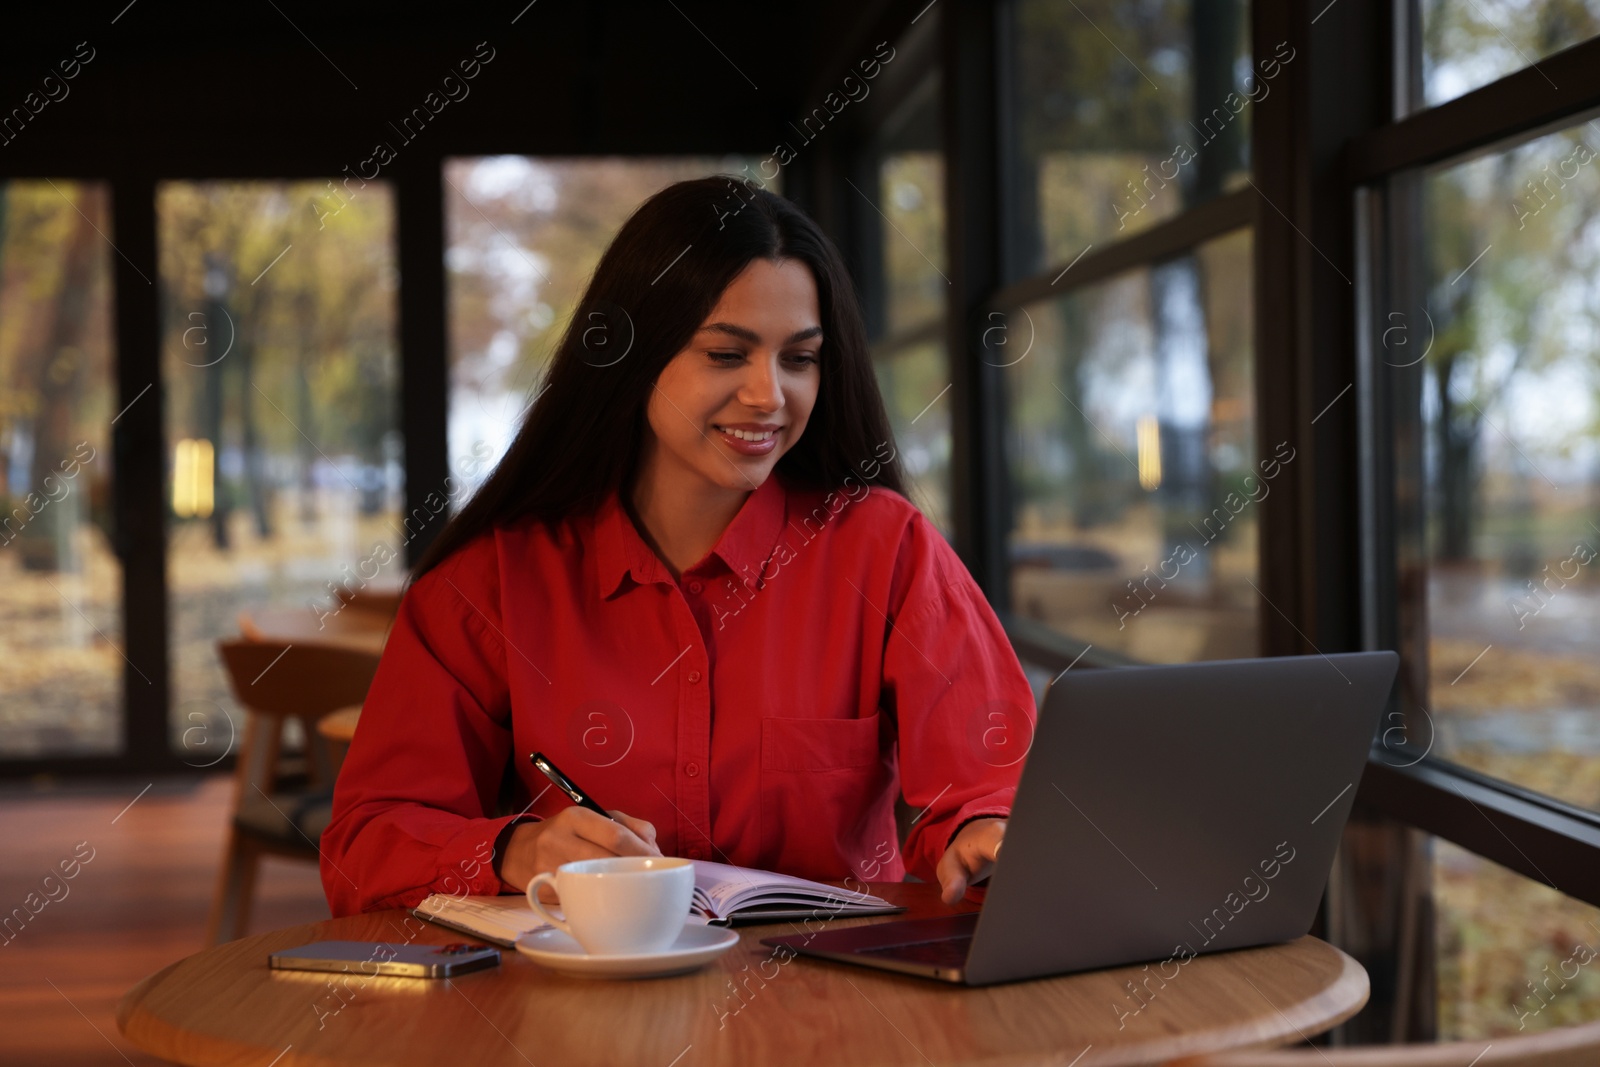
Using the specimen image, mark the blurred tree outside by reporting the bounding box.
[0,183,114,572]
[0,181,119,757]
[158,180,401,754]
[159,181,399,541]
[1004,0,1256,651]
[444,156,771,484]
[1411,1,1600,1042]
[1421,0,1600,108]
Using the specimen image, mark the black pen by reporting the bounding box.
[529,752,615,821]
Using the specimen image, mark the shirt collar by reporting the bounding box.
[594,473,789,599]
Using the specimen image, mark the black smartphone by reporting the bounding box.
[268,940,501,978]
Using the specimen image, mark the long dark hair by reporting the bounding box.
[411,174,909,581]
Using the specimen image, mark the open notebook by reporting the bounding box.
[412,859,903,946]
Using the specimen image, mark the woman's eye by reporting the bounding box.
[707,350,818,367]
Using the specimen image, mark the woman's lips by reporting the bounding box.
[712,423,779,456]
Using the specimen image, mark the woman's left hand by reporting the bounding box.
[935,816,1006,905]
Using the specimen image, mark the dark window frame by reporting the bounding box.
[1349,22,1600,910]
[0,161,447,778]
[973,0,1277,658]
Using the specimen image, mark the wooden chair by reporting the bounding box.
[1164,1019,1600,1066]
[228,608,386,794]
[335,584,404,619]
[205,639,382,946]
[238,604,393,652]
[316,707,363,779]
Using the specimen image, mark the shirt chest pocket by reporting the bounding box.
[757,713,894,878]
[760,713,883,771]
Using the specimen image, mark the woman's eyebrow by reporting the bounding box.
[698,322,824,346]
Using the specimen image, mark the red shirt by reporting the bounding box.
[320,470,1039,916]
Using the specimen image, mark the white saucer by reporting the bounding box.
[514,923,740,979]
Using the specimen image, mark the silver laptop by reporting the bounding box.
[760,651,1399,985]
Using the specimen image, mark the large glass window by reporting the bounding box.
[159,181,401,751]
[444,156,773,498]
[0,181,120,757]
[875,337,952,533]
[865,72,952,535]
[1416,0,1600,112]
[1004,228,1256,662]
[1003,0,1253,278]
[880,134,947,337]
[1433,837,1600,1037]
[1372,112,1600,1044]
[1388,122,1600,816]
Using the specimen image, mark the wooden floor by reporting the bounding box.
[0,776,330,1066]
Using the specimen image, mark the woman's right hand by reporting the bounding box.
[500,807,661,902]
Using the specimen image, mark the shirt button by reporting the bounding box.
[687,670,702,684]
[684,762,700,777]
[688,580,703,594]
[687,847,706,859]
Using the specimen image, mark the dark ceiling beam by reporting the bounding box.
[0,1,816,176]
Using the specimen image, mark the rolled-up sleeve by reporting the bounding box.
[880,510,1039,884]
[320,538,529,916]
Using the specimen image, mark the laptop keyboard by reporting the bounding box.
[856,936,973,969]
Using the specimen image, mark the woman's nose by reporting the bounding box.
[737,355,784,411]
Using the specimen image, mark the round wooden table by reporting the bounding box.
[118,883,1367,1067]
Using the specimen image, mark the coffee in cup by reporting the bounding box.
[525,856,694,955]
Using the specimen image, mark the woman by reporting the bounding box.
[321,175,1038,917]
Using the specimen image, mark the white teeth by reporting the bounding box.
[714,425,776,442]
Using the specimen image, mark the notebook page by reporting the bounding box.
[689,859,894,914]
[414,895,553,943]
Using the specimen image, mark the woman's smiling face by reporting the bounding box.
[642,257,823,493]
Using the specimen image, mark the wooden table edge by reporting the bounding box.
[113,903,1369,1067]
[1012,941,1369,1067]
[118,958,204,1066]
[1155,950,1369,1067]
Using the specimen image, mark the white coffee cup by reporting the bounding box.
[525,856,694,955]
